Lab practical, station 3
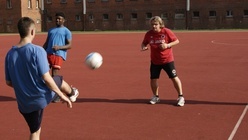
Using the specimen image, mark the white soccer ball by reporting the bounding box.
[85,52,103,69]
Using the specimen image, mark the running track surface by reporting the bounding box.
[0,31,247,140]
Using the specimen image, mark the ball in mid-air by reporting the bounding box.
[85,52,103,69]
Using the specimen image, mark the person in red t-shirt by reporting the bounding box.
[141,16,185,106]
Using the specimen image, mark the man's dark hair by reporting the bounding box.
[55,12,65,19]
[17,17,35,38]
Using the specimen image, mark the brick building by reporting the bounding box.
[0,0,248,33]
[0,0,42,33]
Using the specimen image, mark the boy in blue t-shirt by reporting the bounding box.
[5,17,79,140]
[43,12,72,76]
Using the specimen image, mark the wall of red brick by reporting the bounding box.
[43,0,83,31]
[0,0,248,33]
[0,0,22,32]
[21,0,42,32]
[0,0,41,33]
[75,0,248,31]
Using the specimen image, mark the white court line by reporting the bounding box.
[228,104,248,140]
[211,40,247,46]
[211,38,248,46]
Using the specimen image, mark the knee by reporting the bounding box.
[150,79,158,86]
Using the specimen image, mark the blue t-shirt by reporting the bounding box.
[5,43,55,113]
[46,26,72,60]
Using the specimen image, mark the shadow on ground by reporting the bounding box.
[76,98,247,106]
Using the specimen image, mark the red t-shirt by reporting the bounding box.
[142,28,178,65]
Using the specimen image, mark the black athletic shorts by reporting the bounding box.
[150,61,178,79]
[20,109,44,133]
[19,75,63,133]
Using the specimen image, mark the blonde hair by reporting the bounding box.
[150,16,165,28]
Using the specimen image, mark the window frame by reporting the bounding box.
[6,0,12,9]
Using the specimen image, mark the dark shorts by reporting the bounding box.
[20,76,63,133]
[20,109,44,133]
[47,54,63,69]
[53,75,63,88]
[51,75,63,101]
[150,61,178,79]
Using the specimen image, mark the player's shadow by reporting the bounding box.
[77,98,151,104]
[0,96,246,106]
[76,98,247,106]
[0,95,16,101]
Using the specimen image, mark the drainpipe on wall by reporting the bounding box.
[83,0,86,31]
[186,0,190,29]
[41,0,45,32]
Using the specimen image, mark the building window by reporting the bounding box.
[36,19,41,24]
[47,0,52,4]
[161,13,168,19]
[146,13,152,19]
[75,0,81,3]
[131,13,137,20]
[88,0,95,2]
[226,10,233,17]
[47,16,52,22]
[75,15,81,21]
[115,0,123,2]
[209,11,216,17]
[7,19,13,25]
[60,0,66,3]
[6,0,12,9]
[89,14,94,20]
[101,0,108,2]
[243,10,248,17]
[28,0,32,9]
[103,14,109,20]
[36,0,39,8]
[174,9,185,19]
[175,13,184,19]
[193,11,200,18]
[116,13,123,20]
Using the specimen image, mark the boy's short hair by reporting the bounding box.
[55,12,65,19]
[17,17,35,38]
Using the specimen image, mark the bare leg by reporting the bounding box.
[150,79,159,96]
[29,127,41,140]
[60,80,73,95]
[171,77,183,96]
[61,80,79,102]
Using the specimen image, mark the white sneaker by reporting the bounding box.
[150,95,160,104]
[69,87,79,102]
[177,96,185,107]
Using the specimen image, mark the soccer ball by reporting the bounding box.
[85,52,103,69]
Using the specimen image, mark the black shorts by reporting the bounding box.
[20,109,44,133]
[51,75,63,101]
[53,75,63,88]
[150,61,178,79]
[19,76,63,133]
